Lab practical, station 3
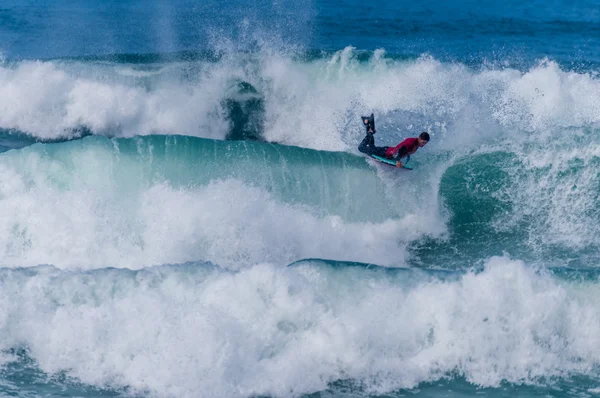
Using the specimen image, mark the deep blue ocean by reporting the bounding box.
[1,0,600,397]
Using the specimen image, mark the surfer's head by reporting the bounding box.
[418,132,430,147]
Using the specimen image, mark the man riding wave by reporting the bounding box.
[358,113,429,168]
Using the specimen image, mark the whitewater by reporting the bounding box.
[1,0,600,397]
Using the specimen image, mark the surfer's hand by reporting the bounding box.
[396,161,402,168]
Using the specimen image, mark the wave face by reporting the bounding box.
[0,135,445,269]
[3,128,600,270]
[2,0,600,397]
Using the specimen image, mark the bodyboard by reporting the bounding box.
[369,155,413,170]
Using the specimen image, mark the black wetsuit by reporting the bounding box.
[357,114,416,162]
[358,132,389,158]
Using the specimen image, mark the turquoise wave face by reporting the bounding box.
[1,135,436,269]
[412,145,600,268]
[2,131,600,270]
[0,134,396,220]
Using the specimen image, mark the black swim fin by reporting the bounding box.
[361,113,375,133]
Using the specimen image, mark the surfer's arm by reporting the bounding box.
[391,145,409,160]
[392,145,408,160]
[396,160,403,168]
[388,138,412,159]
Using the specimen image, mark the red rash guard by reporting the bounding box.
[385,137,419,159]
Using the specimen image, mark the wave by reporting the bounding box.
[437,145,600,264]
[0,135,445,269]
[0,257,599,397]
[0,49,599,152]
[2,130,600,269]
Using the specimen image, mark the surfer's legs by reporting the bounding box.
[371,146,389,157]
[358,133,389,157]
[358,133,375,154]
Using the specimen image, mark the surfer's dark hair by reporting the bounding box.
[419,132,430,141]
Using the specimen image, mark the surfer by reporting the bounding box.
[358,113,429,168]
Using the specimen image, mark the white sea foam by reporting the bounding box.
[0,257,598,397]
[0,50,598,152]
[0,166,440,270]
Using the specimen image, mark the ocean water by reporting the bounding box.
[1,0,600,397]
